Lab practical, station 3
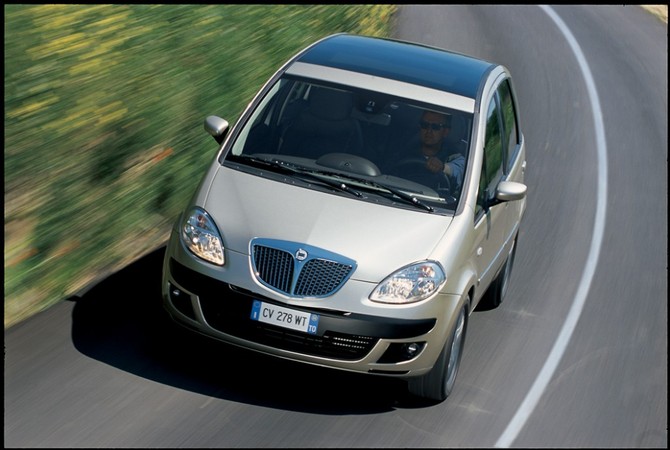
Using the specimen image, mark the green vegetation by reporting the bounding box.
[4,5,397,328]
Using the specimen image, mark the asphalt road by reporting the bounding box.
[5,5,667,448]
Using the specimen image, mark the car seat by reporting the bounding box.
[279,86,364,159]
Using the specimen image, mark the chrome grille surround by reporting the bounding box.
[251,238,356,298]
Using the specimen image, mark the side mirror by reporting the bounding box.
[489,181,527,208]
[496,181,527,202]
[204,116,229,144]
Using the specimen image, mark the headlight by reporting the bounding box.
[180,207,224,265]
[370,261,446,304]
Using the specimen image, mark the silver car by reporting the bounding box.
[162,34,527,403]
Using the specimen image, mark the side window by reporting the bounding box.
[498,79,519,173]
[475,96,504,218]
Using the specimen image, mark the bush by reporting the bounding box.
[4,5,397,327]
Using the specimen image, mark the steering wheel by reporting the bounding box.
[392,157,452,193]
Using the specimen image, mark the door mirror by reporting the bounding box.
[496,181,527,202]
[204,116,229,144]
[489,181,527,208]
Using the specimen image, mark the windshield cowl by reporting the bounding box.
[226,154,458,214]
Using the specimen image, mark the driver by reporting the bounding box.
[416,110,465,190]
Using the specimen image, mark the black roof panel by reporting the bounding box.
[296,34,495,100]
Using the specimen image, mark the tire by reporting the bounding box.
[407,301,467,403]
[480,236,517,310]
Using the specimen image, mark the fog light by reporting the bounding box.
[377,342,426,363]
[168,283,197,320]
[403,342,421,357]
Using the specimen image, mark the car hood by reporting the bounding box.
[202,167,453,282]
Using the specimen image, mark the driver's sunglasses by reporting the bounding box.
[420,121,446,131]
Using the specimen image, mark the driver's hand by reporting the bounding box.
[426,156,444,173]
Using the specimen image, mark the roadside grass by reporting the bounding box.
[4,5,397,328]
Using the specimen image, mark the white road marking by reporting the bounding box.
[495,5,609,447]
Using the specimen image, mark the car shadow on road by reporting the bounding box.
[69,245,427,415]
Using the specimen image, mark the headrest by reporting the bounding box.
[308,87,354,121]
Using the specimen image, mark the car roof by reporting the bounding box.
[294,34,496,100]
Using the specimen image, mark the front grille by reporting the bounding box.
[253,246,294,294]
[251,239,355,298]
[294,259,353,296]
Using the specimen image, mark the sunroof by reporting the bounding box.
[297,34,494,99]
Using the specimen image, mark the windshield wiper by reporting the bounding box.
[233,155,433,211]
[311,169,435,213]
[362,178,434,212]
[235,156,363,198]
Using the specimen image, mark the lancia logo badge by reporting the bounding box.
[295,248,308,261]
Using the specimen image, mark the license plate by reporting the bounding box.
[250,300,319,335]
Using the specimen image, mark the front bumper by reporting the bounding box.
[162,242,462,378]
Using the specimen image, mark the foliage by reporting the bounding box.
[4,4,397,327]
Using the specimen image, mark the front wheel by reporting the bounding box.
[407,301,467,403]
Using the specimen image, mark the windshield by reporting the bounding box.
[223,76,473,212]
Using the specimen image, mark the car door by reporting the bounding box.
[498,78,526,225]
[473,90,507,295]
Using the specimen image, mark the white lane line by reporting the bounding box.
[495,5,609,447]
